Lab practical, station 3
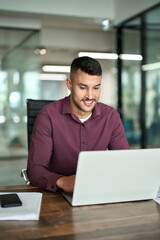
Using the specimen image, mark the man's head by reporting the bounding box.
[67,57,102,119]
[70,56,102,81]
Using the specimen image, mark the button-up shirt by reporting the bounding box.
[27,96,129,192]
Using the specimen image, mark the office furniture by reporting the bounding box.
[0,185,160,240]
[26,99,54,149]
[21,99,54,184]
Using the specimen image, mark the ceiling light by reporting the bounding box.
[42,65,70,72]
[119,54,143,61]
[13,115,20,123]
[39,73,67,81]
[142,62,160,71]
[34,47,47,55]
[40,48,47,55]
[78,52,118,59]
[101,19,110,31]
[34,48,40,54]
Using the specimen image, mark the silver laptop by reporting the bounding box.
[60,148,160,206]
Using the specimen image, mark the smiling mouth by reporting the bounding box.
[82,99,95,107]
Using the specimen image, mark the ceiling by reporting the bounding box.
[0,3,160,71]
[0,12,115,71]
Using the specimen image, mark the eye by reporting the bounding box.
[80,86,86,90]
[94,86,100,90]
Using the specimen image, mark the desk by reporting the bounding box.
[0,185,160,240]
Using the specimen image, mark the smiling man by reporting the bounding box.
[27,57,129,193]
[68,68,101,118]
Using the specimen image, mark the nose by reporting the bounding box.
[85,88,93,100]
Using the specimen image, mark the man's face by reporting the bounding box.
[67,69,101,118]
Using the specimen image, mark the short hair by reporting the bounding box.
[70,56,102,80]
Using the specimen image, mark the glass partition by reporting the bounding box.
[0,29,40,159]
[144,6,160,148]
[117,3,160,149]
[121,26,141,147]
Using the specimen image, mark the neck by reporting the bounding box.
[76,111,92,119]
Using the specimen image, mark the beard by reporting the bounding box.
[72,95,97,113]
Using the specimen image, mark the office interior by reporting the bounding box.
[0,0,160,186]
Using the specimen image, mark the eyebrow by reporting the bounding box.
[78,83,101,87]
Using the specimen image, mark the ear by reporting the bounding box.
[66,78,72,90]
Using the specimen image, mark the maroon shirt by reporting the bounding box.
[27,96,129,192]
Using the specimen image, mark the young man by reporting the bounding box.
[27,57,129,192]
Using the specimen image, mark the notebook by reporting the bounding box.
[60,148,160,206]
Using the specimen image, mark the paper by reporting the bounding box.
[0,192,42,220]
[154,186,160,204]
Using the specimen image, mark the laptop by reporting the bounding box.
[60,148,160,206]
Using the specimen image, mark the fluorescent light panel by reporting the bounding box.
[78,52,118,59]
[42,65,70,72]
[142,62,160,71]
[39,73,67,81]
[119,54,143,61]
[78,52,143,61]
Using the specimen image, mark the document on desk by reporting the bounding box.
[154,186,160,204]
[0,192,42,220]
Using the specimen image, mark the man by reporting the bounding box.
[27,57,129,193]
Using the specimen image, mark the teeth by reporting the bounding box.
[85,101,92,103]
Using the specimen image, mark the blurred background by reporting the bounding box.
[0,0,160,185]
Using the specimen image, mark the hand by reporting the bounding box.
[56,174,76,192]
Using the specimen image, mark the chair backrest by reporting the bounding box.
[26,99,54,149]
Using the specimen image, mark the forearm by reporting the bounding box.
[27,164,63,192]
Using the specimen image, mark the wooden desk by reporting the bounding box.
[0,185,160,240]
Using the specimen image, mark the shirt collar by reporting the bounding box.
[61,95,101,118]
[61,96,72,114]
[92,103,101,117]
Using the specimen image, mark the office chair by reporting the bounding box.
[21,99,54,184]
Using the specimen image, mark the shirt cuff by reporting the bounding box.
[39,173,63,192]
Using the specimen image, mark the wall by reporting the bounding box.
[99,60,117,108]
[40,27,114,53]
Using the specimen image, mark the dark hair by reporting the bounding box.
[70,56,102,79]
